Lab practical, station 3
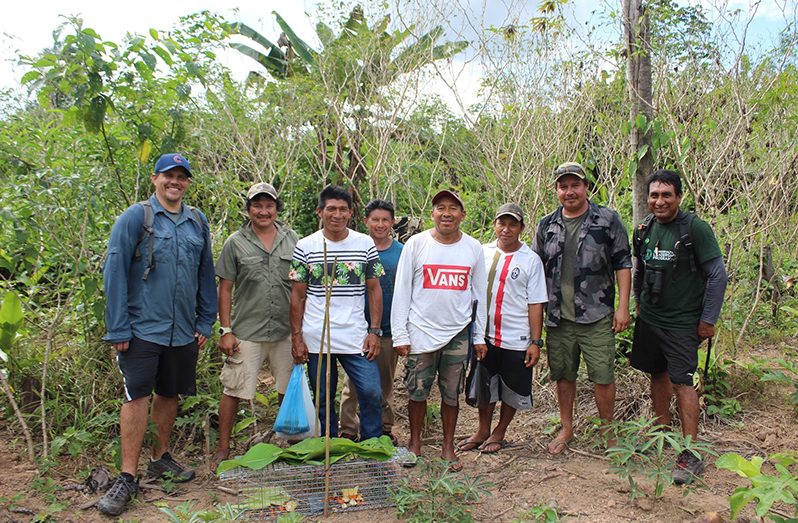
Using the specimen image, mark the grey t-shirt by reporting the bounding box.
[560,212,587,322]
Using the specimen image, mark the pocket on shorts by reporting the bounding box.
[220,354,247,393]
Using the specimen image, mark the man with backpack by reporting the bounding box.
[100,153,217,516]
[631,169,728,485]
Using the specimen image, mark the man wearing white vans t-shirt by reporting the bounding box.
[459,203,547,454]
[391,189,487,471]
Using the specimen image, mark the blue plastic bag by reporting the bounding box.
[274,364,317,440]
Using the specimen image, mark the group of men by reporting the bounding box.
[98,154,727,516]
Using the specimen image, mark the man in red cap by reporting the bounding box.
[391,189,487,471]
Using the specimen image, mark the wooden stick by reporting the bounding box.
[323,255,337,517]
[314,241,328,437]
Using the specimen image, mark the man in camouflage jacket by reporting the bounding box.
[532,162,632,454]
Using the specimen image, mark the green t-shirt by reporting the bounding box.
[560,212,587,322]
[216,221,299,341]
[638,216,722,331]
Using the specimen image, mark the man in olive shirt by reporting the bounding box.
[212,182,298,469]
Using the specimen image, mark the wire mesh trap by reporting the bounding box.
[220,447,410,520]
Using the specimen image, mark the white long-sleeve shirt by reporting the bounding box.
[391,230,487,354]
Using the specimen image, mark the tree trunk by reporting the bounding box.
[624,0,653,226]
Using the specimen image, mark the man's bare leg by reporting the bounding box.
[151,394,178,460]
[440,401,460,467]
[459,402,494,451]
[673,383,699,439]
[407,399,426,456]
[548,379,575,454]
[650,372,673,428]
[594,382,616,446]
[213,394,239,467]
[120,397,150,475]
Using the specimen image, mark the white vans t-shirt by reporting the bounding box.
[391,230,487,354]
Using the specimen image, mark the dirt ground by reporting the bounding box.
[1,345,796,522]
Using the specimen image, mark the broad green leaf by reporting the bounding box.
[0,291,24,352]
[232,416,256,435]
[728,487,758,519]
[137,139,152,164]
[149,28,159,40]
[716,453,763,479]
[273,12,316,68]
[20,70,42,85]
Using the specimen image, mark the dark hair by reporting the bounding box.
[246,193,284,213]
[318,185,353,210]
[647,169,682,196]
[364,199,395,219]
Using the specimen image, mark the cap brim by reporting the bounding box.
[432,190,464,209]
[158,164,192,176]
[495,211,523,221]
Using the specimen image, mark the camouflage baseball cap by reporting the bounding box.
[495,203,524,223]
[553,162,587,182]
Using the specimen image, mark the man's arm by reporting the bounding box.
[194,215,218,346]
[698,256,728,339]
[525,303,544,367]
[103,207,142,351]
[290,281,309,363]
[363,277,383,360]
[390,241,413,356]
[217,278,240,356]
[613,268,632,333]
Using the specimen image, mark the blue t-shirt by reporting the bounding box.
[365,239,403,337]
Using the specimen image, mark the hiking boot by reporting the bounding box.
[146,452,195,482]
[673,450,705,485]
[98,473,138,516]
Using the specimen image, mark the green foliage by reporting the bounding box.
[392,459,492,522]
[606,417,716,499]
[759,356,798,413]
[700,356,743,419]
[716,452,798,521]
[513,504,561,523]
[156,501,245,522]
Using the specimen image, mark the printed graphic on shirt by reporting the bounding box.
[289,251,384,297]
[422,264,470,290]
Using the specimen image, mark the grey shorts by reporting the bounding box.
[403,328,469,406]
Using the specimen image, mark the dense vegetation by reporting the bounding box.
[0,0,796,494]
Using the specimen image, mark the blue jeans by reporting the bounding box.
[307,353,383,440]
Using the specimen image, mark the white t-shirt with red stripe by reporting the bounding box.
[391,230,487,354]
[482,242,548,351]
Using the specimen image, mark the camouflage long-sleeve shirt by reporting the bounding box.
[532,201,632,327]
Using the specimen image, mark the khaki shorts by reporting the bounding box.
[220,337,293,400]
[403,328,469,406]
[546,315,615,384]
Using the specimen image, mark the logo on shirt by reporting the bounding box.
[511,267,520,279]
[423,264,470,290]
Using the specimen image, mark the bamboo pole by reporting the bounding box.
[313,240,329,437]
[323,255,337,517]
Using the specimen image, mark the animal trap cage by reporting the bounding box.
[220,448,409,520]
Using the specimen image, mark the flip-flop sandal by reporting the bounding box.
[456,438,486,452]
[478,440,507,454]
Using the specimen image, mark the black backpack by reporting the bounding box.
[633,210,699,273]
[133,201,205,281]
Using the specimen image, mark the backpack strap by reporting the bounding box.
[674,210,697,272]
[633,213,656,259]
[134,201,155,281]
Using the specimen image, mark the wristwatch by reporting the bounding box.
[530,338,544,348]
[218,326,233,336]
[367,327,383,336]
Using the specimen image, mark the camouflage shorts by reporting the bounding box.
[403,328,469,406]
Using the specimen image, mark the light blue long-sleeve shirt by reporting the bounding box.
[103,195,217,346]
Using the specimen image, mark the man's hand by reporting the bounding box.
[697,320,715,340]
[195,332,208,349]
[219,333,241,356]
[363,333,380,361]
[394,344,410,357]
[612,308,631,333]
[474,343,488,361]
[291,337,309,364]
[524,344,540,367]
[112,341,130,352]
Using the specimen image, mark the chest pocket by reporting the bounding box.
[179,232,205,269]
[279,253,293,281]
[239,254,266,281]
[152,231,174,263]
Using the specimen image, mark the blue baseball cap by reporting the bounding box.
[154,153,193,177]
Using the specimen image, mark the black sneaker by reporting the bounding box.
[673,450,705,485]
[98,473,138,516]
[146,452,195,482]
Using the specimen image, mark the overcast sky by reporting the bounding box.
[1,0,793,112]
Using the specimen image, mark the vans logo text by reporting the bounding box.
[423,265,470,290]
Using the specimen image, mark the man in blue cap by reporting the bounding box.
[99,153,217,516]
